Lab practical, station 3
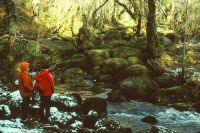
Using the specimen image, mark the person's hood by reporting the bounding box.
[20,62,29,71]
[35,69,49,81]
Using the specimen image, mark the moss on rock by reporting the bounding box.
[125,64,148,76]
[102,58,129,74]
[87,49,110,65]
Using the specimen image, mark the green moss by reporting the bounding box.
[103,58,129,74]
[125,64,148,76]
[87,49,110,65]
[127,56,142,65]
[110,46,141,58]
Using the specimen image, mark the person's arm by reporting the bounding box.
[46,73,54,92]
[23,74,33,92]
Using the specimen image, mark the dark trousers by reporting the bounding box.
[21,96,30,120]
[39,96,51,120]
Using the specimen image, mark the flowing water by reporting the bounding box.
[107,100,200,133]
[59,86,200,133]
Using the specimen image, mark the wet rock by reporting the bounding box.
[120,76,152,100]
[82,97,107,113]
[107,90,126,103]
[51,93,82,111]
[0,105,11,119]
[141,115,158,125]
[150,125,176,133]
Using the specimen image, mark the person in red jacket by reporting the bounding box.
[18,61,33,121]
[34,67,54,122]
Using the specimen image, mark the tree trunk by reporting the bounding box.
[146,0,157,58]
[1,0,17,85]
[181,0,189,80]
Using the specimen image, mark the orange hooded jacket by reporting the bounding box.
[34,69,54,96]
[18,62,33,97]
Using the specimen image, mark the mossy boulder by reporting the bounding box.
[110,46,141,58]
[154,72,179,88]
[102,58,129,74]
[127,56,142,65]
[97,74,112,82]
[160,86,187,100]
[103,30,123,42]
[45,40,76,56]
[60,68,85,84]
[120,75,153,100]
[63,54,90,69]
[91,66,101,77]
[87,49,110,65]
[124,64,148,76]
[82,41,95,50]
[97,39,136,49]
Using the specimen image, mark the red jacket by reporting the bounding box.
[18,71,33,97]
[34,69,54,96]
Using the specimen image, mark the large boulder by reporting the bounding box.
[87,49,110,65]
[110,46,141,58]
[82,41,95,50]
[82,97,107,114]
[154,72,180,88]
[160,85,196,101]
[107,90,126,103]
[51,93,82,111]
[102,58,129,74]
[124,64,148,76]
[141,115,158,125]
[63,54,90,69]
[44,40,76,57]
[49,107,78,125]
[120,76,153,100]
[60,68,85,84]
[127,56,142,65]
